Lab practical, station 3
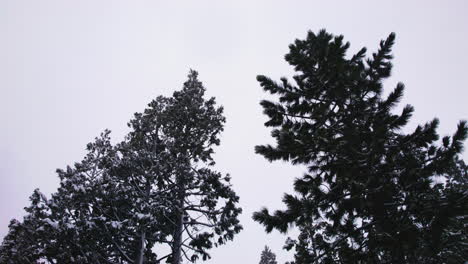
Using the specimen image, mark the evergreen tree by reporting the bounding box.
[0,190,56,263]
[0,70,242,264]
[124,70,242,263]
[252,30,467,263]
[259,246,278,264]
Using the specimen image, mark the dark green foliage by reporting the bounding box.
[253,30,467,263]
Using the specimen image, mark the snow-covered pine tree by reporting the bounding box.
[252,30,467,263]
[0,70,242,264]
[50,130,162,263]
[123,70,242,263]
[0,189,56,263]
[1,131,163,263]
[259,246,278,264]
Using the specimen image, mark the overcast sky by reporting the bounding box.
[1,1,467,263]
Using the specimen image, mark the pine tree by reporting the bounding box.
[124,70,242,263]
[52,130,157,263]
[259,246,278,264]
[0,190,56,263]
[0,70,242,264]
[252,30,467,263]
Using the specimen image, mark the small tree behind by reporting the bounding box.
[259,246,278,264]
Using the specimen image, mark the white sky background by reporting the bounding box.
[1,1,467,263]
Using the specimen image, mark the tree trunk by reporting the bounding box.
[171,181,186,264]
[136,231,146,264]
[171,210,184,264]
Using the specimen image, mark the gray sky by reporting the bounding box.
[1,1,467,263]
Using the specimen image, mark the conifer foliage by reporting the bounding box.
[0,70,242,264]
[253,30,467,263]
[259,246,278,264]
